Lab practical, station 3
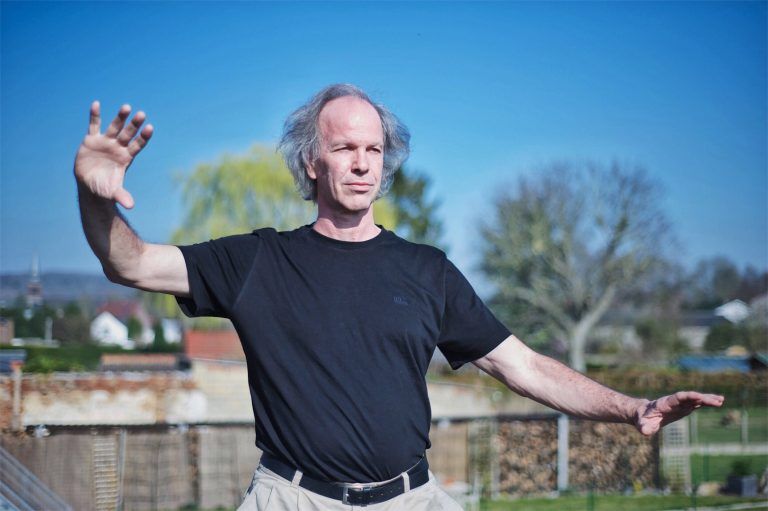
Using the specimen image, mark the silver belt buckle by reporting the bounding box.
[341,484,372,506]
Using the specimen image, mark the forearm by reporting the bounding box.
[478,337,647,424]
[522,354,646,423]
[77,183,145,283]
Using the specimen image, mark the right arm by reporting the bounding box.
[74,101,190,297]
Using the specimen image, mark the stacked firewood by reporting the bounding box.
[497,419,558,495]
[568,420,658,492]
[496,418,657,496]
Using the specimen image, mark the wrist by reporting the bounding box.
[630,398,651,426]
[76,182,113,205]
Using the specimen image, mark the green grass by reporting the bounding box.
[691,454,768,483]
[693,407,768,444]
[479,494,768,511]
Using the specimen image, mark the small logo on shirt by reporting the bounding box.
[393,296,410,306]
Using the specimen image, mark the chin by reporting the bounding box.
[341,201,374,214]
[339,194,376,213]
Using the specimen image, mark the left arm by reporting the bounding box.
[473,335,724,436]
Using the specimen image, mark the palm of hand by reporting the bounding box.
[76,135,132,198]
[636,391,724,436]
[74,102,153,209]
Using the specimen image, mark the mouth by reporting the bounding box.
[345,182,374,189]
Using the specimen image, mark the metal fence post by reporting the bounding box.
[557,414,569,493]
[690,412,698,445]
[741,409,749,444]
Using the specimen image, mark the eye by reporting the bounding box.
[368,147,383,154]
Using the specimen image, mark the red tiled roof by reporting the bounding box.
[184,330,245,361]
[96,300,147,322]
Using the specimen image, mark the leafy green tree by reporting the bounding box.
[685,257,741,309]
[635,317,688,359]
[389,167,444,247]
[684,258,768,310]
[480,161,674,370]
[52,301,93,345]
[704,322,767,353]
[0,303,57,339]
[126,316,142,341]
[140,321,181,353]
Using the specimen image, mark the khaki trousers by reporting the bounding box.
[237,464,464,510]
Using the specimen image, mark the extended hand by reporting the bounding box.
[635,391,724,436]
[74,101,153,209]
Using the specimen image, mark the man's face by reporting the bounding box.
[307,96,385,214]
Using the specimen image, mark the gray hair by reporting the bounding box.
[278,84,411,201]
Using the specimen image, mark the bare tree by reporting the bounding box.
[480,161,674,370]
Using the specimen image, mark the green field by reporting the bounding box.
[694,407,768,444]
[691,454,768,483]
[479,494,768,511]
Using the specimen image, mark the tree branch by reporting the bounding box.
[508,286,576,332]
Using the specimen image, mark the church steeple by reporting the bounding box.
[26,252,43,309]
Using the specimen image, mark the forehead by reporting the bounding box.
[318,96,384,143]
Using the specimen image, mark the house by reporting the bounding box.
[0,316,14,344]
[95,299,155,346]
[591,302,742,354]
[90,311,132,349]
[677,310,730,351]
[714,299,750,324]
[160,318,182,344]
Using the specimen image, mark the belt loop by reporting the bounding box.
[401,471,410,492]
[291,469,303,487]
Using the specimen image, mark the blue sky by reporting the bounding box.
[2,1,766,287]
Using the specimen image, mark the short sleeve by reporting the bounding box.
[437,261,511,370]
[175,232,261,318]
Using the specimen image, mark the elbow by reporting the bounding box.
[102,265,126,285]
[101,243,147,287]
[102,264,139,288]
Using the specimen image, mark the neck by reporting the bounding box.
[313,205,380,242]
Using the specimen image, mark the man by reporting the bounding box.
[74,84,723,510]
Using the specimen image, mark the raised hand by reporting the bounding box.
[74,101,153,209]
[635,391,724,436]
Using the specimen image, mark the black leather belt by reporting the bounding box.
[259,453,430,506]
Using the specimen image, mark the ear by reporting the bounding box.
[305,158,318,180]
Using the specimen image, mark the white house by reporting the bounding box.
[161,318,182,344]
[90,312,134,350]
[714,299,750,324]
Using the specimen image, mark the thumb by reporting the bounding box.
[114,188,135,209]
[639,420,660,437]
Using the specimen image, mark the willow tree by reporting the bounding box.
[480,161,673,371]
[170,145,397,244]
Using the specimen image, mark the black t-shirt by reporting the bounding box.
[175,225,510,483]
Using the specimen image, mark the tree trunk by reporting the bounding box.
[569,324,589,372]
[568,285,617,372]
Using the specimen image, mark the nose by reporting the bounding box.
[352,147,369,173]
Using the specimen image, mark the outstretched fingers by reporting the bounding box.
[117,111,146,146]
[128,124,154,157]
[671,391,725,409]
[89,101,101,135]
[105,104,132,138]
